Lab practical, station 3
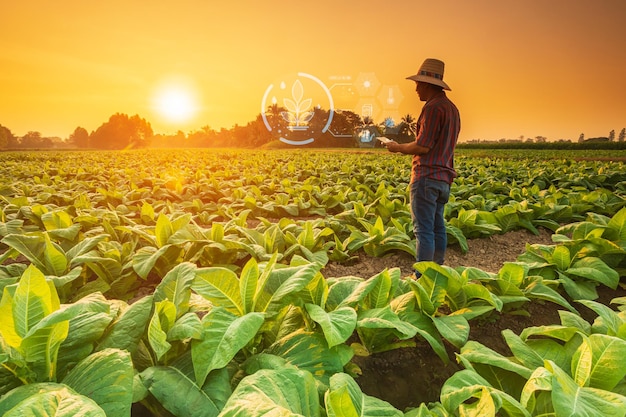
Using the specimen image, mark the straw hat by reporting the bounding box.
[406,58,451,91]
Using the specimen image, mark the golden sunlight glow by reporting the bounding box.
[152,78,199,124]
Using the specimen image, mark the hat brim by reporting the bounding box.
[406,74,451,91]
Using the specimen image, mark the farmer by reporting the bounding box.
[384,58,460,274]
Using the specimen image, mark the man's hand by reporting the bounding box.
[385,140,399,152]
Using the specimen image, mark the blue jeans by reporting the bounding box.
[410,178,450,266]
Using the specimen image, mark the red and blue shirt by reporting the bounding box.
[411,92,461,184]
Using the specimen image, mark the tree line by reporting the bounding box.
[0,109,623,150]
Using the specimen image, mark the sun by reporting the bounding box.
[152,78,199,124]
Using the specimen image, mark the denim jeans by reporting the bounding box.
[410,177,450,265]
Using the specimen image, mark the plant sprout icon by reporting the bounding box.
[281,80,314,131]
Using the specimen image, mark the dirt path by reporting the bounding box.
[322,227,555,279]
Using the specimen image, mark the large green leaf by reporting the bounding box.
[12,264,59,340]
[577,299,624,336]
[193,267,243,315]
[254,262,320,315]
[96,295,154,354]
[356,306,418,354]
[62,348,134,417]
[459,341,533,380]
[305,303,357,348]
[265,330,346,387]
[155,212,174,248]
[441,369,530,417]
[0,384,105,417]
[191,307,264,387]
[546,360,626,417]
[606,207,626,245]
[573,334,626,391]
[148,300,176,361]
[219,368,321,417]
[325,372,403,417]
[153,262,196,318]
[1,234,49,274]
[139,366,220,417]
[566,256,619,289]
[432,314,470,349]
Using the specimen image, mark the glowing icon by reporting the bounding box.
[281,80,314,131]
[387,87,394,105]
[262,72,334,146]
[361,104,373,117]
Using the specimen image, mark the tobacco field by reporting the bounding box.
[0,148,625,416]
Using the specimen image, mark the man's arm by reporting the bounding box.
[386,140,430,155]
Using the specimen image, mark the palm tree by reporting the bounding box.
[398,114,416,142]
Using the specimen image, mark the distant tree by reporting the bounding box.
[398,113,416,142]
[69,126,90,148]
[609,129,616,142]
[20,131,45,148]
[90,113,153,149]
[619,128,625,142]
[263,104,289,140]
[535,136,547,143]
[578,133,585,143]
[328,110,362,137]
[0,125,10,149]
[248,114,273,147]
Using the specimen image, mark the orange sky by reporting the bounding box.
[2,0,625,142]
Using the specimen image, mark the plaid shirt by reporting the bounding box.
[411,91,460,184]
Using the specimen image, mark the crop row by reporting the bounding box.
[0,149,625,416]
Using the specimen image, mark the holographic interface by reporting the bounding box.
[262,71,402,145]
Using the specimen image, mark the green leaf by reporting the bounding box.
[13,264,59,339]
[585,334,626,391]
[219,368,321,417]
[459,341,533,380]
[1,234,48,274]
[168,312,202,340]
[404,311,449,364]
[459,387,496,417]
[96,295,154,354]
[440,369,493,412]
[577,299,624,336]
[155,213,173,248]
[255,262,319,315]
[546,360,626,417]
[62,349,134,417]
[139,366,220,417]
[153,262,196,318]
[148,300,176,361]
[239,257,260,315]
[0,384,105,417]
[132,245,183,280]
[567,257,619,289]
[502,329,545,370]
[607,207,626,244]
[265,330,346,387]
[498,262,526,287]
[193,267,243,315]
[191,307,264,387]
[432,314,469,348]
[558,272,598,301]
[305,304,357,348]
[325,372,403,417]
[552,245,571,271]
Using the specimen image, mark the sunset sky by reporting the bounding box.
[2,0,625,142]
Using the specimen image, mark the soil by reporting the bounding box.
[320,228,626,411]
